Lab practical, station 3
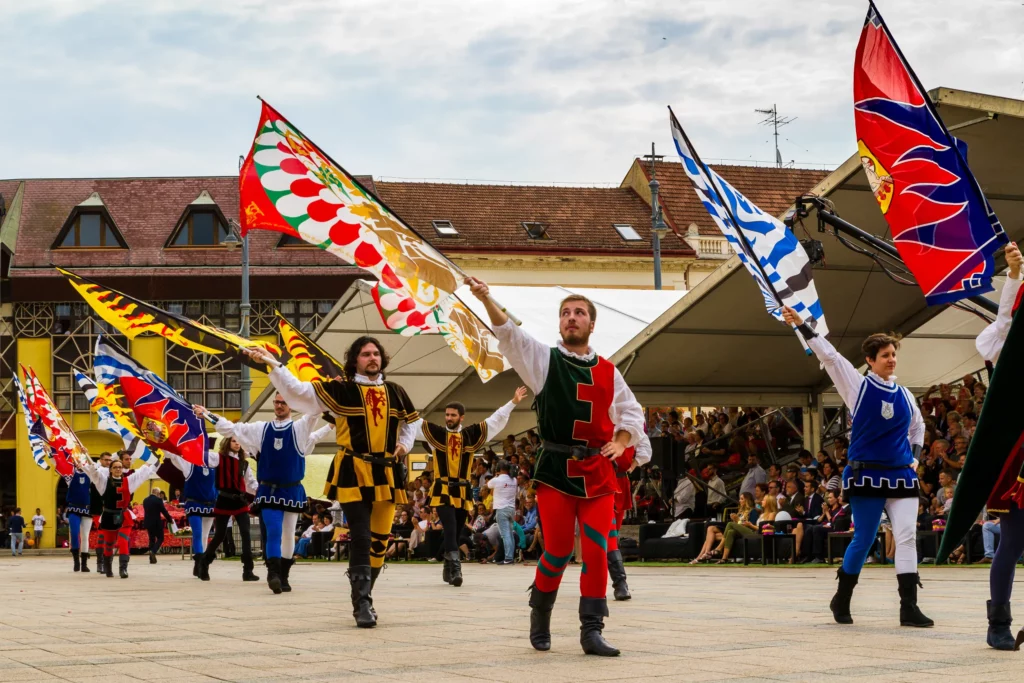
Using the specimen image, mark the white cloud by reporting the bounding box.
[1,0,1020,181]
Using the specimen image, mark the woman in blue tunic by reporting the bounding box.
[66,465,94,572]
[783,306,931,627]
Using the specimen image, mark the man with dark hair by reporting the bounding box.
[468,276,645,657]
[143,486,175,564]
[247,336,418,628]
[412,386,526,586]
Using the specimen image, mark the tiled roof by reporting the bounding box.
[3,176,695,278]
[375,181,693,255]
[636,161,829,236]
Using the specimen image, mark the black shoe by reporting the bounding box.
[799,556,813,565]
[369,566,382,618]
[897,573,934,627]
[149,552,157,565]
[442,554,452,584]
[445,551,463,587]
[95,552,105,576]
[812,557,826,564]
[242,558,260,582]
[830,567,859,624]
[607,550,631,601]
[987,601,1015,650]
[119,555,130,579]
[528,584,558,651]
[280,558,294,592]
[579,597,619,656]
[266,557,283,594]
[72,549,81,572]
[199,556,211,582]
[349,566,376,628]
[104,555,115,578]
[80,553,90,573]
[192,554,203,578]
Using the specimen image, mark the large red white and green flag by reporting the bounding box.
[238,100,509,382]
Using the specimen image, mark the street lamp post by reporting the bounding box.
[643,143,669,290]
[224,221,251,411]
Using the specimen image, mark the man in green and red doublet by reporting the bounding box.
[468,277,645,658]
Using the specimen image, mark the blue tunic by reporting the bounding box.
[66,472,92,516]
[254,421,306,511]
[183,462,218,516]
[843,375,919,498]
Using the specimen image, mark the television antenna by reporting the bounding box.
[755,104,796,167]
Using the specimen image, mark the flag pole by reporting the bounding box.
[253,96,521,327]
[668,106,811,355]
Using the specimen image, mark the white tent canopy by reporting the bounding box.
[244,281,685,451]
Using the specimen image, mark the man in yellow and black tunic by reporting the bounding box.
[413,386,526,587]
[248,336,418,629]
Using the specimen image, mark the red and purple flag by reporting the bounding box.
[854,1,1005,306]
[119,376,209,467]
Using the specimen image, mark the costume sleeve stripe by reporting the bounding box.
[312,381,345,415]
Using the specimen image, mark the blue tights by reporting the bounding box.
[991,506,1024,604]
[69,514,81,551]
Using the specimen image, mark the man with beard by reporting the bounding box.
[467,277,645,657]
[246,336,418,628]
[411,386,527,587]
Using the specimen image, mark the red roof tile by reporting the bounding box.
[637,161,829,236]
[375,181,693,255]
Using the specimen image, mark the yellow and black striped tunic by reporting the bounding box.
[312,379,418,504]
[424,421,486,512]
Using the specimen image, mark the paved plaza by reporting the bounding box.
[0,556,1020,682]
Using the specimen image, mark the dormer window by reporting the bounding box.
[432,220,459,237]
[52,194,128,249]
[522,221,551,240]
[278,233,316,248]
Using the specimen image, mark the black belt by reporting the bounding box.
[259,480,302,488]
[103,508,128,514]
[351,451,397,466]
[849,461,909,472]
[541,441,601,460]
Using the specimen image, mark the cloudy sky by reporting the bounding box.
[3,0,1021,184]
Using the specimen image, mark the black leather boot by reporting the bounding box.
[266,557,283,594]
[199,555,211,582]
[830,567,859,624]
[607,550,630,601]
[897,573,934,627]
[446,551,463,587]
[72,549,81,572]
[242,557,260,582]
[104,554,115,578]
[987,601,1015,650]
[280,558,294,592]
[119,555,130,579]
[192,554,203,578]
[442,554,452,584]
[579,597,619,656]
[149,551,157,564]
[528,584,558,651]
[80,553,90,573]
[349,566,376,628]
[369,566,382,618]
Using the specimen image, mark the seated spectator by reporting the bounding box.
[295,513,333,558]
[673,471,696,518]
[936,469,957,508]
[705,465,727,517]
[709,492,761,564]
[794,479,823,563]
[739,454,766,499]
[386,510,414,559]
[796,449,818,474]
[691,518,726,564]
[758,493,779,526]
[768,480,784,507]
[521,495,539,549]
[820,460,841,494]
[766,463,783,487]
[805,491,843,562]
[981,513,999,564]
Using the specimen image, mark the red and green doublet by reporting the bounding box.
[534,348,617,498]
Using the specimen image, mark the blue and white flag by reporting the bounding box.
[669,108,828,337]
[75,371,157,463]
[14,375,50,470]
[94,336,176,396]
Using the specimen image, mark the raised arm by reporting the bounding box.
[242,347,325,415]
[482,387,527,440]
[127,460,159,493]
[167,452,191,476]
[977,243,1023,362]
[782,306,863,411]
[466,277,549,393]
[201,407,266,457]
[81,457,109,493]
[306,422,335,455]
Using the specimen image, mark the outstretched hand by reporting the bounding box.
[780,306,803,327]
[1007,242,1022,279]
[512,386,528,405]
[243,346,278,367]
[465,276,489,301]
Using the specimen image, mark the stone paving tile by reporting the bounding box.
[2,557,1021,682]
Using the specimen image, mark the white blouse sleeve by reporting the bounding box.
[81,458,109,493]
[269,365,326,415]
[904,387,925,448]
[609,367,645,447]
[492,320,550,395]
[977,273,1023,362]
[483,401,516,440]
[807,335,865,413]
[127,461,159,493]
[634,433,653,466]
[215,416,266,457]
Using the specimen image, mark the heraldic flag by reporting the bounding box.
[14,375,51,471]
[75,371,157,464]
[669,107,828,338]
[277,313,345,382]
[854,1,1005,306]
[58,267,280,372]
[239,99,509,382]
[20,365,83,476]
[120,375,210,467]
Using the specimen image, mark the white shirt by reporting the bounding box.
[167,450,221,479]
[268,366,418,453]
[81,458,160,496]
[411,400,517,445]
[673,477,695,515]
[807,335,924,447]
[491,319,645,447]
[977,271,1023,362]
[32,515,45,531]
[634,433,653,466]
[707,475,727,506]
[216,414,334,459]
[487,473,517,510]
